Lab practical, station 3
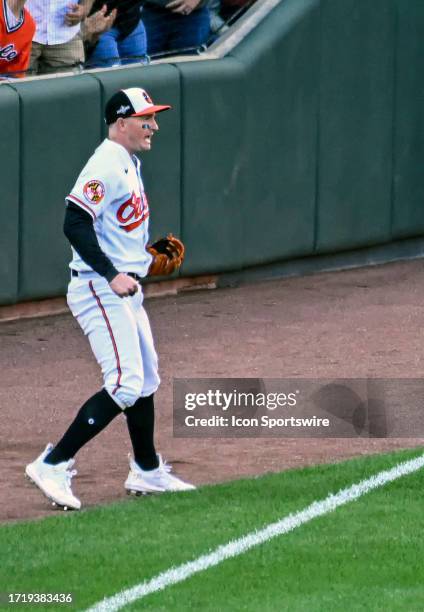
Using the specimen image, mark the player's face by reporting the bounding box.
[125,114,159,153]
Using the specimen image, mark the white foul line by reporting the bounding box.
[86,454,424,612]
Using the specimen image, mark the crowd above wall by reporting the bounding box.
[0,0,254,78]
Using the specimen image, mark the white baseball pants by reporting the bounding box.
[67,275,160,409]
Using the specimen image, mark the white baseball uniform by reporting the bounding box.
[66,138,160,409]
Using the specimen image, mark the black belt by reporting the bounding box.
[127,272,143,283]
[71,270,142,283]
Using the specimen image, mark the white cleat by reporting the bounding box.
[25,444,81,511]
[125,454,196,495]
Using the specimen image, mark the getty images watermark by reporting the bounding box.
[173,378,424,438]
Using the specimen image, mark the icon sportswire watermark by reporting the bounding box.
[173,378,424,438]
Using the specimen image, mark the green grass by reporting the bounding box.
[1,448,424,611]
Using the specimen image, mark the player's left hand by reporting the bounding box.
[165,0,201,15]
[65,3,88,26]
[147,234,185,276]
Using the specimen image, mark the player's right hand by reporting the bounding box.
[109,273,139,298]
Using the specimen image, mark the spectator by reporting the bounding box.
[26,0,94,74]
[208,0,229,35]
[85,0,146,68]
[82,3,117,54]
[0,0,35,77]
[141,0,211,58]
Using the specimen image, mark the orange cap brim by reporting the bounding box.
[131,105,171,117]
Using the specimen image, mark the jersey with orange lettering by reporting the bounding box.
[0,0,35,76]
[67,138,152,278]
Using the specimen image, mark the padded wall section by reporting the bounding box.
[0,85,20,304]
[11,75,101,300]
[177,58,246,274]
[229,0,319,266]
[93,64,181,242]
[316,0,395,252]
[391,1,424,238]
[3,0,424,308]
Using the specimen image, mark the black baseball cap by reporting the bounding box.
[105,88,171,125]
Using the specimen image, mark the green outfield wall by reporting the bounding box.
[1,0,424,304]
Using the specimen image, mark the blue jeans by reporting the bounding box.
[141,6,211,57]
[88,20,147,68]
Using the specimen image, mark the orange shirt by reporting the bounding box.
[0,1,35,76]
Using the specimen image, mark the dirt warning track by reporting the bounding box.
[1,259,423,522]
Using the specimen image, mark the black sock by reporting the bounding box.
[125,394,159,471]
[45,389,121,464]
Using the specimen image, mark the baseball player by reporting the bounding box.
[1,0,35,76]
[25,87,195,510]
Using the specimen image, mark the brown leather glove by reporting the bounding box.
[147,234,185,276]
